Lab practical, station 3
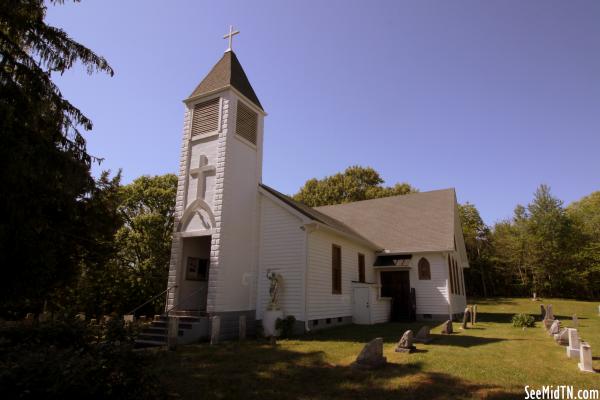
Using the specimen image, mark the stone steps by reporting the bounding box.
[134,312,209,348]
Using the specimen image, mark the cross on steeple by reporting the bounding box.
[189,155,215,200]
[223,25,240,52]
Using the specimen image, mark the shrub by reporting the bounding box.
[0,320,165,399]
[512,313,535,328]
[275,316,296,338]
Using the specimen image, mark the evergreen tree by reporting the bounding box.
[0,0,114,314]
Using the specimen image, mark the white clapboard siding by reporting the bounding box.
[407,253,451,315]
[307,229,375,320]
[256,195,306,321]
[191,98,219,136]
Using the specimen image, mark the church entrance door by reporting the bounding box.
[380,270,411,321]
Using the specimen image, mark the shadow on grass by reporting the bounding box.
[470,298,518,306]
[159,342,521,400]
[427,334,510,348]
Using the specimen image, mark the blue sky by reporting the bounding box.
[46,0,599,225]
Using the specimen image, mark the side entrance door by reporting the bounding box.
[352,287,371,324]
[380,270,412,321]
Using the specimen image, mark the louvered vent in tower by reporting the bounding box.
[235,101,257,145]
[191,98,219,136]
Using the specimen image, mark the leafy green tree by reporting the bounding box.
[458,203,492,296]
[76,174,177,316]
[293,165,417,207]
[0,0,113,315]
[566,191,600,299]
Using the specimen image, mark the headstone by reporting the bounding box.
[102,315,112,323]
[549,320,560,336]
[472,305,477,325]
[532,292,537,301]
[540,304,546,320]
[554,328,569,345]
[24,313,35,325]
[352,337,387,369]
[566,328,581,359]
[543,318,555,331]
[239,315,246,340]
[210,315,221,345]
[38,312,51,322]
[123,314,134,324]
[153,314,161,322]
[76,312,86,321]
[598,304,600,316]
[546,304,554,320]
[167,316,178,350]
[414,326,432,343]
[461,307,471,329]
[578,342,596,373]
[572,314,578,328]
[441,320,453,334]
[90,318,97,325]
[395,330,416,353]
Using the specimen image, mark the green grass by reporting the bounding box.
[157,298,600,399]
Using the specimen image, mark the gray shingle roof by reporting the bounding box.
[259,184,377,247]
[188,51,263,110]
[315,189,457,253]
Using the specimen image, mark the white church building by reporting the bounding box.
[165,36,469,340]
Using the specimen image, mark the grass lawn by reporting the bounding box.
[157,298,600,399]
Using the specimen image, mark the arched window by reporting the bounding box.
[418,257,431,280]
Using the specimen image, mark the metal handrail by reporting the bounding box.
[126,285,177,316]
[164,286,205,317]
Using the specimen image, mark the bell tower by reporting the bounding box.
[166,29,265,338]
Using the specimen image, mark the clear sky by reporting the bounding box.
[45,0,599,225]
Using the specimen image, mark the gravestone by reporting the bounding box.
[543,318,555,331]
[572,314,578,328]
[441,320,453,334]
[554,328,569,345]
[598,305,600,316]
[540,305,546,320]
[532,292,538,301]
[461,307,471,329]
[352,338,387,369]
[395,330,416,353]
[472,305,477,325]
[578,342,595,373]
[38,312,51,322]
[90,318,97,325]
[549,320,561,336]
[123,314,134,324]
[566,328,581,359]
[153,314,161,322]
[210,316,221,345]
[167,317,179,350]
[76,312,86,321]
[414,326,433,343]
[239,315,246,340]
[102,315,112,323]
[546,305,554,320]
[24,313,34,325]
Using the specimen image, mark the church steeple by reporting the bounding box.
[188,51,263,111]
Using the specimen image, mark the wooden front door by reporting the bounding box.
[380,271,411,321]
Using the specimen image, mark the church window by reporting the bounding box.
[448,255,455,294]
[185,257,209,281]
[332,244,342,294]
[418,257,431,280]
[358,253,365,283]
[191,98,220,136]
[236,100,258,145]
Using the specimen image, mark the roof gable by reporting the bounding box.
[188,51,263,110]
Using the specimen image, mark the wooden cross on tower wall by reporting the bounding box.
[189,155,215,200]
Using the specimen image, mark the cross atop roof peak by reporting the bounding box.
[223,25,239,53]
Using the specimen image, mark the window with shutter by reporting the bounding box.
[191,98,219,136]
[358,253,365,283]
[332,245,342,294]
[418,257,431,280]
[236,100,258,145]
